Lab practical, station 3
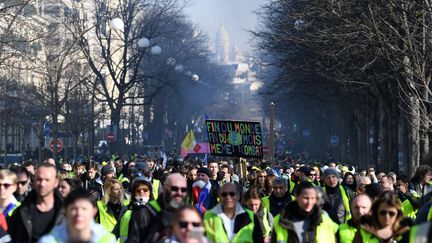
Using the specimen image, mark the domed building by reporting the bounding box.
[215,24,231,64]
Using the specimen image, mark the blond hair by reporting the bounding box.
[103,179,124,204]
[0,169,17,184]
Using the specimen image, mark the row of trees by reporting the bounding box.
[0,0,228,161]
[255,0,432,175]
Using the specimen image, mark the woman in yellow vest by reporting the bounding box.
[113,176,153,243]
[243,186,273,242]
[352,191,409,243]
[96,179,128,232]
[272,181,338,243]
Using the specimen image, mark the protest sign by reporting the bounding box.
[205,120,263,158]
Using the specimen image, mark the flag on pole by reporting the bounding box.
[181,130,197,158]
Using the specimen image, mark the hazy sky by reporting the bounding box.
[184,0,266,52]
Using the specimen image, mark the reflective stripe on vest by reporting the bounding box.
[338,223,357,243]
[119,210,132,243]
[273,212,338,243]
[323,185,351,222]
[409,221,431,243]
[262,208,272,237]
[96,201,118,232]
[203,208,255,243]
[152,179,160,200]
[262,196,270,212]
[289,180,296,193]
[401,199,418,219]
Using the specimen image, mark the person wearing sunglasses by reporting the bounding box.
[113,177,153,243]
[0,170,19,219]
[163,205,207,243]
[203,182,264,243]
[353,191,409,242]
[272,181,338,243]
[127,173,188,243]
[10,165,31,202]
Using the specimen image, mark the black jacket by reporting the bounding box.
[126,195,176,243]
[271,202,324,243]
[7,190,64,243]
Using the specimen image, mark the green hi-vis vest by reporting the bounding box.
[401,199,418,219]
[289,180,296,193]
[262,208,272,237]
[118,174,130,184]
[152,179,161,200]
[322,185,352,222]
[338,223,357,243]
[6,201,21,217]
[357,228,381,243]
[119,210,132,243]
[273,213,338,243]
[427,205,432,221]
[262,195,295,216]
[204,208,255,243]
[409,221,431,243]
[50,231,116,243]
[96,200,128,232]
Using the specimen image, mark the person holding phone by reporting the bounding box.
[158,205,207,243]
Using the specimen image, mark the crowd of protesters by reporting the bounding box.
[0,155,430,242]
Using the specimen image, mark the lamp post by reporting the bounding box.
[269,102,275,159]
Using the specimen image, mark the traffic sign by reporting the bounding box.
[49,139,63,152]
[330,135,340,147]
[107,132,115,142]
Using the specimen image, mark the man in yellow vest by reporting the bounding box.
[338,194,372,243]
[322,168,353,224]
[203,183,264,243]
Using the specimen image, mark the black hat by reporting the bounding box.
[197,167,211,178]
[298,166,312,176]
[101,165,115,177]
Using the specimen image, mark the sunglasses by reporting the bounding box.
[309,173,317,176]
[17,181,28,186]
[0,183,13,189]
[178,220,201,228]
[135,188,149,193]
[221,191,236,198]
[369,169,375,172]
[379,210,397,217]
[171,186,187,193]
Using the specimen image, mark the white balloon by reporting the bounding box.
[151,45,162,55]
[110,18,124,31]
[138,37,150,48]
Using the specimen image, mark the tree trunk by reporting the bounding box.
[379,101,389,172]
[408,97,421,177]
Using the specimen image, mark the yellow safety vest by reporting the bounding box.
[338,222,357,243]
[273,212,338,243]
[262,208,272,237]
[204,208,255,243]
[322,185,351,222]
[96,200,128,232]
[427,205,432,221]
[152,179,160,200]
[289,180,296,193]
[409,221,431,243]
[119,209,132,243]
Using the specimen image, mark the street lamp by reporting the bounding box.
[137,37,151,48]
[110,18,124,31]
[192,74,199,81]
[151,45,162,55]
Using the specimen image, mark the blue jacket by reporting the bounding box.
[37,221,116,243]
